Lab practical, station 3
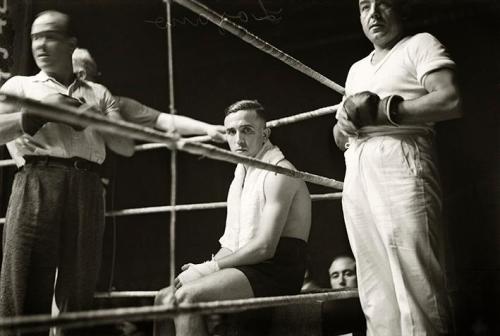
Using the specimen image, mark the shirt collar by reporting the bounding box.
[33,71,88,89]
[32,71,51,82]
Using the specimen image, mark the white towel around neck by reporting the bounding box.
[219,141,285,251]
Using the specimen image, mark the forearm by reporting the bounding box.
[156,113,211,135]
[398,88,462,124]
[215,240,274,269]
[214,247,232,259]
[0,112,23,145]
[102,133,135,157]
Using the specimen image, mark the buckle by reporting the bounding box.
[73,159,88,170]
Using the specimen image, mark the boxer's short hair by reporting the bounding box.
[224,100,268,122]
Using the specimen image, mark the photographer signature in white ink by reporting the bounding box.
[145,0,282,34]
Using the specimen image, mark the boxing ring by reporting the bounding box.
[0,0,359,333]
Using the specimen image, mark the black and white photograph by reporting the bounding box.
[0,0,498,335]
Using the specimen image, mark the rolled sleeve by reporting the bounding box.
[410,33,456,85]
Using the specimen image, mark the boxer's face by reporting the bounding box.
[329,257,357,289]
[359,0,403,49]
[224,109,269,158]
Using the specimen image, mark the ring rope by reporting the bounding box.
[94,291,158,298]
[0,193,342,224]
[179,142,343,189]
[136,103,340,147]
[0,103,340,161]
[0,289,358,332]
[104,192,342,217]
[0,93,343,190]
[172,0,345,95]
[267,104,339,128]
[105,192,343,217]
[130,103,341,147]
[143,104,340,145]
[0,159,15,167]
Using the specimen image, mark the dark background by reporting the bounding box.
[1,0,499,334]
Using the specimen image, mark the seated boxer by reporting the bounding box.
[154,100,312,336]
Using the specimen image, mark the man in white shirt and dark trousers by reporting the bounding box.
[0,10,132,336]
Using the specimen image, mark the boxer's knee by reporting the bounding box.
[176,284,202,304]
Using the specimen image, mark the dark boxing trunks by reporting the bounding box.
[235,237,307,297]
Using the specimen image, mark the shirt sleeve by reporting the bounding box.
[116,96,160,128]
[409,33,456,85]
[93,83,120,119]
[0,77,24,114]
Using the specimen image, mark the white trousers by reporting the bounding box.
[342,134,450,336]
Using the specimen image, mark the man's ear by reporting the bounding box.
[263,127,271,140]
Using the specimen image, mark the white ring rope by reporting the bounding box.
[0,93,343,189]
[0,158,15,167]
[172,0,345,95]
[0,289,358,332]
[0,193,342,224]
[0,103,339,163]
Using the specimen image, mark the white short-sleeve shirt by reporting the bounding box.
[1,71,119,166]
[343,33,456,134]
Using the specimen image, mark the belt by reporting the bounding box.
[23,155,102,174]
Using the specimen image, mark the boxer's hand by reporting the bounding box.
[344,91,403,127]
[177,264,204,285]
[176,260,220,286]
[192,260,220,275]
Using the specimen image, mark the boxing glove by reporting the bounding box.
[344,91,402,128]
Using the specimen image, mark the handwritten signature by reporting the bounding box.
[145,0,282,34]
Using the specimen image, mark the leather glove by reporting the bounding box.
[177,260,220,285]
[344,91,403,128]
[21,93,86,135]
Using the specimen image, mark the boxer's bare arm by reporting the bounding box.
[156,113,225,140]
[214,247,232,259]
[215,164,301,269]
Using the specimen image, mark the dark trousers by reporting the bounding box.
[0,162,104,336]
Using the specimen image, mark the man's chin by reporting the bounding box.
[37,62,56,73]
